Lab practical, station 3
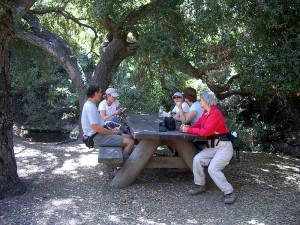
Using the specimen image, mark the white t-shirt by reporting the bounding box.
[81,100,104,136]
[172,102,190,114]
[98,99,120,116]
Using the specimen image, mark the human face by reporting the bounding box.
[199,98,205,108]
[173,96,183,103]
[96,89,102,102]
[107,94,117,103]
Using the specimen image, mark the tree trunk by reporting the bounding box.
[0,8,26,199]
[92,35,128,91]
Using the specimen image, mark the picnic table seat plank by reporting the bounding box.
[105,156,189,168]
[98,147,123,164]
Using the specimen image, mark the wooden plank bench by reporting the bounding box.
[104,155,189,168]
[98,147,123,164]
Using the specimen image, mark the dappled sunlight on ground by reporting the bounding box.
[52,152,98,175]
[0,137,299,224]
[237,152,300,190]
[247,219,265,225]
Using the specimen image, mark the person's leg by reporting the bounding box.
[94,134,134,157]
[121,137,134,156]
[193,147,217,185]
[188,147,217,195]
[93,134,123,147]
[207,141,233,194]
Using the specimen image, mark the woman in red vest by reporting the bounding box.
[181,91,236,204]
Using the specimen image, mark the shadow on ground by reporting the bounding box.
[0,136,299,225]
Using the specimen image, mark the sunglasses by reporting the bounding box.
[173,96,182,99]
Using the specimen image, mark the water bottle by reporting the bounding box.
[159,106,163,117]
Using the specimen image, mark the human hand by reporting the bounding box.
[114,109,121,115]
[180,124,189,132]
[176,102,183,108]
[112,129,120,135]
[120,107,127,113]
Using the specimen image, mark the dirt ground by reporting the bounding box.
[0,135,299,225]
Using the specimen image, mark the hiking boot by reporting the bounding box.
[224,192,236,204]
[188,184,207,195]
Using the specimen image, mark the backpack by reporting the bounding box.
[229,131,239,148]
[164,116,176,131]
[82,133,97,148]
[229,131,240,162]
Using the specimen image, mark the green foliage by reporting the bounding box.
[11,0,299,154]
[11,40,77,130]
[110,59,205,114]
[33,0,102,55]
[221,94,299,153]
[231,1,300,96]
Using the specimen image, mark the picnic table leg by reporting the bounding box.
[168,140,197,171]
[110,139,161,188]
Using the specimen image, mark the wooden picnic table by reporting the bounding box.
[110,114,207,188]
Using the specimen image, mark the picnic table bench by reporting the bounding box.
[100,114,207,188]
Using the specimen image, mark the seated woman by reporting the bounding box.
[98,88,130,136]
[180,91,236,204]
[98,88,125,124]
[171,92,190,121]
[176,87,203,125]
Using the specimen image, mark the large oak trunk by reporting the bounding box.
[92,35,128,91]
[0,8,26,200]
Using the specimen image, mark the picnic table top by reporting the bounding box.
[126,114,207,141]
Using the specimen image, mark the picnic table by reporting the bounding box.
[109,114,206,188]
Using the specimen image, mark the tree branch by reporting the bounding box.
[165,54,247,99]
[31,7,98,52]
[123,0,162,26]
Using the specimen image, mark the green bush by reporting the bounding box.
[11,41,78,131]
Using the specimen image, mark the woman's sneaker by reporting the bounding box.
[188,184,207,195]
[224,192,236,204]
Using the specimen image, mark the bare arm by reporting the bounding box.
[176,102,196,124]
[100,109,120,121]
[91,124,120,135]
[179,110,197,125]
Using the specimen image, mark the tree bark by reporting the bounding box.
[0,6,26,200]
[92,34,132,91]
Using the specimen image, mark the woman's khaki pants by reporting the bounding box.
[193,140,234,194]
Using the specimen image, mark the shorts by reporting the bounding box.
[93,133,124,147]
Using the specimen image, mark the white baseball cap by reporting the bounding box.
[173,92,183,98]
[105,88,119,97]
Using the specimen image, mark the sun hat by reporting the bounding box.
[173,92,183,98]
[105,88,119,97]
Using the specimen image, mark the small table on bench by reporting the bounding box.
[109,114,206,188]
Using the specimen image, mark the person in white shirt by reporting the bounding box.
[98,88,126,124]
[171,92,190,121]
[81,84,133,156]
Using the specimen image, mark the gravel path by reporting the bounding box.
[0,136,299,225]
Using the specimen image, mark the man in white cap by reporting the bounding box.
[98,88,126,123]
[171,92,190,121]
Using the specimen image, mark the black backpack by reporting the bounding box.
[228,132,239,148]
[164,116,176,131]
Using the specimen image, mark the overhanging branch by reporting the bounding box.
[31,7,98,52]
[165,54,246,99]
